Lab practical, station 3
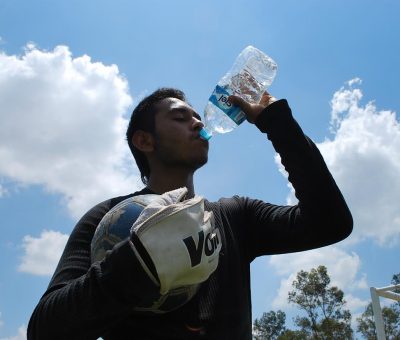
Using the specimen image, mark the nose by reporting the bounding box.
[192,116,204,130]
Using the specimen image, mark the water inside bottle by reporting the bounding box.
[204,101,238,135]
[201,45,277,140]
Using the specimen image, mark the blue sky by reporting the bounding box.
[1,0,399,338]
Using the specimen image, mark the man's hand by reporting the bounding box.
[228,91,277,124]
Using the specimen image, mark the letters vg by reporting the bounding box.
[183,228,221,267]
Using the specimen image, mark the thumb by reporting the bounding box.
[228,95,252,114]
[228,95,264,124]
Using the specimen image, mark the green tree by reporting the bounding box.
[253,310,287,340]
[356,302,400,340]
[357,273,400,340]
[356,303,376,340]
[393,273,400,286]
[252,310,308,340]
[392,273,400,314]
[277,329,309,340]
[287,265,353,339]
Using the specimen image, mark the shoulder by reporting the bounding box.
[205,195,277,224]
[204,195,251,219]
[78,194,132,223]
[75,188,150,231]
[205,195,243,207]
[205,195,257,209]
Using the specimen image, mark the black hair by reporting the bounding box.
[126,87,187,184]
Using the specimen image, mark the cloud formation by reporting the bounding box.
[269,79,400,317]
[0,325,26,340]
[0,184,6,197]
[0,44,140,219]
[18,230,69,276]
[280,79,400,246]
[320,78,400,246]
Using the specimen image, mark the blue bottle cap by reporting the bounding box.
[199,128,212,141]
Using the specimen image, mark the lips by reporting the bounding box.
[194,134,209,147]
[196,134,208,141]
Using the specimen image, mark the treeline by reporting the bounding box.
[253,266,400,339]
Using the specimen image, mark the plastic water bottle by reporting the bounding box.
[199,46,277,140]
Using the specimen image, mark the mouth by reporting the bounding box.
[194,134,209,147]
[199,128,212,141]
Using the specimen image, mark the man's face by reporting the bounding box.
[152,97,209,171]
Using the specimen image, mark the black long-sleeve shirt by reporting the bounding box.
[27,99,353,339]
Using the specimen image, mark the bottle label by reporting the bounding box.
[208,85,246,125]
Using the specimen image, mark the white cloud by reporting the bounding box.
[271,272,297,311]
[347,77,362,87]
[345,293,369,312]
[278,79,400,246]
[0,44,141,219]
[321,79,400,246]
[0,184,7,197]
[18,230,69,276]
[269,247,367,314]
[0,325,26,340]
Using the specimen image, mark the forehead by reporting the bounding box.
[156,97,193,114]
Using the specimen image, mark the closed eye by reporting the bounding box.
[173,115,187,121]
[169,107,201,122]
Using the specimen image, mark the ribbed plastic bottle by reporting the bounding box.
[200,46,277,140]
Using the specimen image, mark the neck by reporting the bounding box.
[146,166,195,198]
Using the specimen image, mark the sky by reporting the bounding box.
[0,0,399,338]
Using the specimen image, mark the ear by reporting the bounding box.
[131,130,155,153]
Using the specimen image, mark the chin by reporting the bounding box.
[193,156,208,170]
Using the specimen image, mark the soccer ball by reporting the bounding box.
[91,194,201,314]
[91,194,159,263]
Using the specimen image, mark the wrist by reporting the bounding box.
[254,99,290,133]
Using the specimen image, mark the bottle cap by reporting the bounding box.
[199,128,212,141]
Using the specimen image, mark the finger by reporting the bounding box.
[228,95,252,114]
[260,91,277,107]
[259,91,272,106]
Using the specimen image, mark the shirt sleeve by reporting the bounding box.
[241,99,353,260]
[27,196,157,340]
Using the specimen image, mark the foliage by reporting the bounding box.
[287,265,353,339]
[254,269,400,339]
[393,274,400,286]
[253,310,287,340]
[392,273,400,314]
[356,302,400,340]
[277,329,309,340]
[356,273,400,340]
